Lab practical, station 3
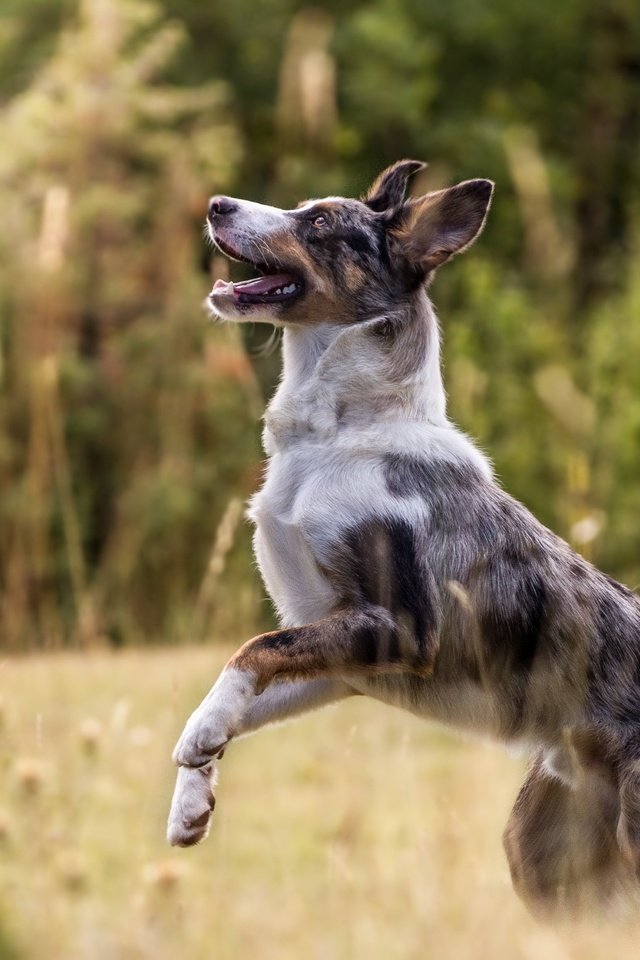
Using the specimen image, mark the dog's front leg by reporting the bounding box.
[168,605,417,846]
[167,764,218,848]
[167,677,353,847]
[172,605,408,769]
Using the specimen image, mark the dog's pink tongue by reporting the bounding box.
[233,274,294,295]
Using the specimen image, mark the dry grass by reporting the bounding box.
[1,647,640,959]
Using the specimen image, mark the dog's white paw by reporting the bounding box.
[167,765,217,847]
[172,667,254,768]
[172,711,229,769]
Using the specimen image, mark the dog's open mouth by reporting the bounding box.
[210,237,303,306]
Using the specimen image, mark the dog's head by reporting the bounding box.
[207,160,493,326]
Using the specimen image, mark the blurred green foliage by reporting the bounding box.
[1,0,639,648]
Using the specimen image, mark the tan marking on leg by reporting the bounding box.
[227,610,438,692]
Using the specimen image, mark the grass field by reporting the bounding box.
[1,647,640,960]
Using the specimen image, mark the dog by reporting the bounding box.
[167,160,640,915]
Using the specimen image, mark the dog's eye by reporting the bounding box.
[311,215,327,228]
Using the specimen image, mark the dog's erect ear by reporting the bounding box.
[393,179,494,273]
[364,159,427,213]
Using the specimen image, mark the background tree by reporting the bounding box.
[0,0,259,648]
[1,0,640,649]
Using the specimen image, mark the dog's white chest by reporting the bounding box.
[246,321,491,629]
[248,445,338,626]
[248,435,407,627]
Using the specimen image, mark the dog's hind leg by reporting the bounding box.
[167,676,354,847]
[616,762,640,877]
[503,749,625,916]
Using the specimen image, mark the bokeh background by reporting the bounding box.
[1,0,640,957]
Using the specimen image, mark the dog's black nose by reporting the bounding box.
[208,196,237,221]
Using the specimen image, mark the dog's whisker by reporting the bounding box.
[252,326,282,358]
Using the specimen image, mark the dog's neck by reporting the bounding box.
[263,288,451,454]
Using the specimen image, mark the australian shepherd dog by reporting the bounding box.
[168,161,640,916]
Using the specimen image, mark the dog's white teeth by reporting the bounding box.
[269,282,298,297]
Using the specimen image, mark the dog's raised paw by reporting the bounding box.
[167,764,217,847]
[172,728,228,769]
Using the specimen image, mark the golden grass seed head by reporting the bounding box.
[58,852,89,893]
[0,809,11,842]
[78,717,103,755]
[143,859,187,894]
[128,726,152,749]
[14,757,49,796]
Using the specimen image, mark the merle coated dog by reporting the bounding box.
[167,160,640,915]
